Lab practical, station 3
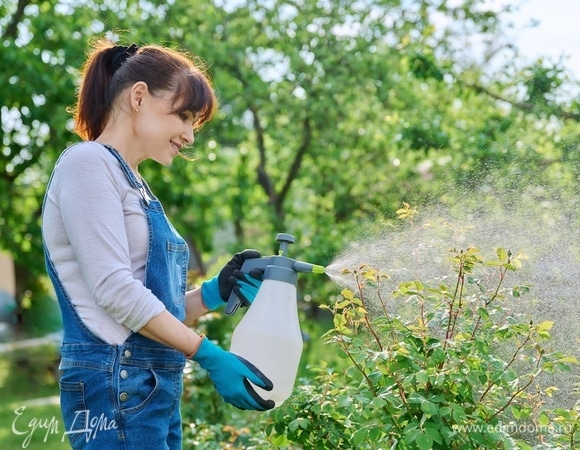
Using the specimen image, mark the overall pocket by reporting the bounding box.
[117,366,160,414]
[59,355,119,447]
[59,379,88,447]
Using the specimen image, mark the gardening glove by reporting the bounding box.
[230,268,264,307]
[201,249,261,310]
[191,337,275,411]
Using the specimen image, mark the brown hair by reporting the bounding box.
[72,40,217,141]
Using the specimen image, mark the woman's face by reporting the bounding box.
[135,90,196,166]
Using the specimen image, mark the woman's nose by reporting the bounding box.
[183,127,194,146]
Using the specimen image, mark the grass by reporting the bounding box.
[0,344,63,449]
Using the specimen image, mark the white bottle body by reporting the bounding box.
[230,279,303,407]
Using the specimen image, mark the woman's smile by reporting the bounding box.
[170,141,182,155]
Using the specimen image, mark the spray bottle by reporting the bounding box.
[226,233,325,407]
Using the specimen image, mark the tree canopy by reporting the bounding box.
[1,0,578,319]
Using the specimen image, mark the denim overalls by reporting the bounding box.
[43,145,189,449]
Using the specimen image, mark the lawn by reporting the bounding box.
[0,343,63,449]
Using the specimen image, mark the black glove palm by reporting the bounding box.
[201,250,261,310]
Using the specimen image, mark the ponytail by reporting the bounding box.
[73,41,115,140]
[71,40,216,141]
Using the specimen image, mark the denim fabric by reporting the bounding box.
[43,145,188,449]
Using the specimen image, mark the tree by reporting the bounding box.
[1,0,578,327]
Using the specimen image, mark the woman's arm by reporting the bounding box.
[137,288,211,356]
[184,287,209,326]
[138,310,203,357]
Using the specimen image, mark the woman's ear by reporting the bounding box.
[130,81,148,112]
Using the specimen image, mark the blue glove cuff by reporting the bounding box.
[201,276,224,311]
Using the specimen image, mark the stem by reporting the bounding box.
[417,294,431,369]
[364,314,384,352]
[471,266,507,339]
[337,334,377,396]
[355,268,366,307]
[376,276,398,343]
[420,296,425,331]
[471,315,482,340]
[448,272,466,340]
[355,269,384,352]
[479,332,533,403]
[486,266,507,307]
[486,374,536,422]
[376,273,391,320]
[444,257,464,349]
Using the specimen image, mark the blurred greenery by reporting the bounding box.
[19,292,62,338]
[1,0,579,448]
[0,345,62,449]
[1,0,578,319]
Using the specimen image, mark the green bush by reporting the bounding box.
[258,247,578,449]
[20,292,62,338]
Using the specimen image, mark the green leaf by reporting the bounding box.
[558,356,579,364]
[403,427,421,444]
[416,432,434,450]
[370,396,387,409]
[439,406,452,417]
[431,349,446,364]
[497,248,508,262]
[477,307,490,319]
[420,401,438,416]
[537,321,554,332]
[416,370,429,386]
[425,427,443,445]
[454,332,471,341]
[269,434,289,446]
[341,289,354,300]
[352,427,368,445]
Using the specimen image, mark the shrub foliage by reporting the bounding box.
[260,246,578,449]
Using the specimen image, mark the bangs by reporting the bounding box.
[172,70,217,129]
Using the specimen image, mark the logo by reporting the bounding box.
[11,406,60,448]
[11,405,117,448]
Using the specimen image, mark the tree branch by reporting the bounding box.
[278,115,312,208]
[461,80,580,122]
[3,0,31,40]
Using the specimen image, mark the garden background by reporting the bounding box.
[0,0,578,448]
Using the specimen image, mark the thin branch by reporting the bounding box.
[479,331,533,403]
[461,80,580,122]
[486,374,536,423]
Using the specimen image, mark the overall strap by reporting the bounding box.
[103,144,152,205]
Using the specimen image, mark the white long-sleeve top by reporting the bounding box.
[42,142,166,344]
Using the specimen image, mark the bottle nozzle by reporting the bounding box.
[312,264,326,274]
[292,261,326,274]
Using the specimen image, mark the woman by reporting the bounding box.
[41,40,273,450]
